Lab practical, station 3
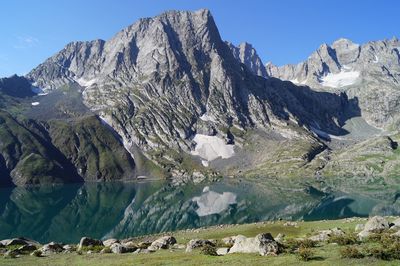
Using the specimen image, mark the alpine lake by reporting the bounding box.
[0,177,397,243]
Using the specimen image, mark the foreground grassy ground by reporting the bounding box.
[2,218,400,266]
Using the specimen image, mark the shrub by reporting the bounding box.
[200,245,218,256]
[365,247,391,261]
[285,238,316,253]
[329,234,359,246]
[340,246,364,259]
[298,247,314,261]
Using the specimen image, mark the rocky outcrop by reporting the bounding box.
[358,216,390,239]
[25,9,351,181]
[267,37,400,129]
[148,236,177,251]
[228,233,281,256]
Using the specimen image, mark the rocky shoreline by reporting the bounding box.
[2,216,400,263]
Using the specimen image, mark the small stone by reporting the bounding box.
[216,247,230,255]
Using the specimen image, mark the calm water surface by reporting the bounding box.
[0,179,396,243]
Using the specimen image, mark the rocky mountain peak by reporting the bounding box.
[227,41,268,78]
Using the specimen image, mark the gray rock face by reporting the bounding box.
[267,37,400,129]
[228,233,281,256]
[26,9,353,179]
[227,42,268,78]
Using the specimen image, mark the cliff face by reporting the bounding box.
[1,10,400,186]
[267,38,400,129]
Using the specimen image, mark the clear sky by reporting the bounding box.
[0,0,399,77]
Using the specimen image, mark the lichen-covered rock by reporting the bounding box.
[228,233,281,256]
[186,239,216,252]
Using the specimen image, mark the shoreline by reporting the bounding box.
[2,216,400,265]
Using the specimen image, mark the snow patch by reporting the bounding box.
[192,186,237,216]
[191,134,235,162]
[320,70,360,88]
[310,126,343,140]
[31,102,40,106]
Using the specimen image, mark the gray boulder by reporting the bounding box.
[148,236,177,251]
[41,242,64,254]
[78,237,103,250]
[216,247,230,256]
[4,249,19,258]
[186,239,216,252]
[228,233,281,256]
[358,216,389,239]
[110,243,129,254]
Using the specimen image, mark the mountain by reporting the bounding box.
[267,38,400,129]
[1,9,400,187]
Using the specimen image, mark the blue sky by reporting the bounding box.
[0,0,399,77]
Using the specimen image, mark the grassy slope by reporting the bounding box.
[2,218,399,266]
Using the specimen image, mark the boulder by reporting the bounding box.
[358,216,389,239]
[228,233,281,256]
[103,238,120,247]
[78,237,103,250]
[41,242,64,254]
[216,247,230,255]
[186,239,215,252]
[309,228,345,242]
[17,244,37,253]
[110,243,128,254]
[148,236,177,251]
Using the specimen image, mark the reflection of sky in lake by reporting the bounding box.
[192,186,237,216]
